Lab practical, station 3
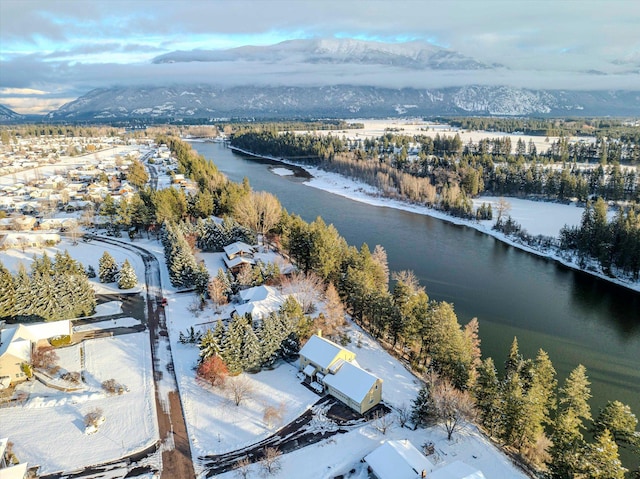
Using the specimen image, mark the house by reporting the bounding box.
[323,361,382,414]
[0,320,71,388]
[298,334,356,378]
[233,285,287,321]
[364,439,434,479]
[223,241,257,273]
[298,333,383,413]
[223,241,256,260]
[0,437,28,479]
[429,461,487,479]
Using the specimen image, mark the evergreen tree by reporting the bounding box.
[241,323,262,371]
[13,265,35,321]
[98,251,119,283]
[118,259,138,289]
[411,385,433,427]
[193,262,210,297]
[199,328,222,363]
[0,262,15,320]
[473,357,502,437]
[593,400,639,450]
[259,313,285,367]
[580,429,626,479]
[222,314,248,374]
[504,336,523,378]
[549,365,593,479]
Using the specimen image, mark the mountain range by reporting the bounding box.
[4,39,640,121]
[44,85,639,121]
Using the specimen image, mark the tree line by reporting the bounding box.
[0,251,95,322]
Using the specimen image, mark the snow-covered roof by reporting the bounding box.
[238,285,279,303]
[223,241,255,258]
[303,364,316,376]
[299,334,351,370]
[0,320,71,360]
[223,255,255,270]
[430,460,487,479]
[323,361,380,403]
[364,439,434,479]
[0,462,28,478]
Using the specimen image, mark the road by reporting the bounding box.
[48,234,196,479]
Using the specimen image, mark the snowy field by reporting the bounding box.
[0,332,158,475]
[297,118,593,156]
[0,236,145,295]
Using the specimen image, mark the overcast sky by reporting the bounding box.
[1,0,639,114]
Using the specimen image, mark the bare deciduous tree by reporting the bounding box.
[495,197,511,222]
[233,190,281,244]
[208,276,229,311]
[319,282,345,337]
[260,446,282,475]
[280,270,324,314]
[391,270,422,294]
[371,244,389,287]
[31,345,58,370]
[234,457,252,479]
[227,375,254,406]
[395,403,412,428]
[263,402,286,429]
[372,410,395,435]
[431,378,476,440]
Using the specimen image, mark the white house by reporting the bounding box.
[234,285,287,321]
[0,320,71,388]
[364,439,434,479]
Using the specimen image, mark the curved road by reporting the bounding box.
[82,234,195,479]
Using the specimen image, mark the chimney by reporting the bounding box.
[317,329,322,338]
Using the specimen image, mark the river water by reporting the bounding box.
[193,142,640,432]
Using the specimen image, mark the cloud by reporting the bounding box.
[1,0,639,113]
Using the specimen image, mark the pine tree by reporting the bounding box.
[118,259,138,289]
[199,328,221,363]
[259,313,284,367]
[193,262,210,297]
[474,357,501,437]
[593,400,639,449]
[241,323,262,371]
[580,429,626,479]
[0,261,15,320]
[504,336,523,378]
[222,314,248,374]
[12,265,34,321]
[411,385,433,427]
[548,365,593,479]
[98,251,119,283]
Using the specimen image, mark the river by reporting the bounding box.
[193,142,640,449]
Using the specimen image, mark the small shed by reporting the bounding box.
[364,439,434,479]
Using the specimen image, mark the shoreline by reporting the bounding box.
[229,144,640,294]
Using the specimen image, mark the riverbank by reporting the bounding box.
[229,145,640,294]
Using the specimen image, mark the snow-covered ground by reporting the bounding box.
[1,236,146,295]
[0,332,158,474]
[73,316,141,332]
[297,118,593,156]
